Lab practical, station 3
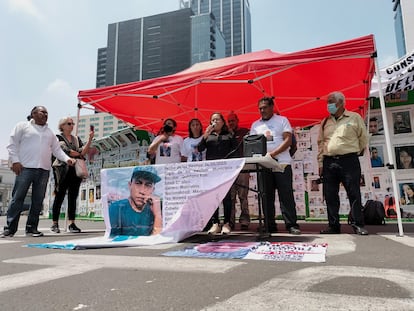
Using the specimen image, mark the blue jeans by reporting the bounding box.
[5,168,50,233]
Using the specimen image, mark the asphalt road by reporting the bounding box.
[1,216,414,311]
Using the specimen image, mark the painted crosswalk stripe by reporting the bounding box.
[1,254,244,292]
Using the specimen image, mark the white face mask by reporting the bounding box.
[327,103,338,115]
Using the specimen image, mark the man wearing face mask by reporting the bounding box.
[317,91,368,235]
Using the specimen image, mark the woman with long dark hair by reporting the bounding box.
[181,118,206,162]
[197,112,238,234]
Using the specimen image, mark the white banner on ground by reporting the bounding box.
[370,50,414,96]
[28,159,244,249]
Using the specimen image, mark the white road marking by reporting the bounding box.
[202,266,414,310]
[379,233,414,248]
[0,239,20,244]
[0,265,96,293]
[1,254,244,293]
[313,234,356,256]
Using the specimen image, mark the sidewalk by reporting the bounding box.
[2,215,414,239]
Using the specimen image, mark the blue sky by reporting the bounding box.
[0,0,397,159]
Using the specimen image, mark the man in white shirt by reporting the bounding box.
[250,97,301,235]
[1,106,75,238]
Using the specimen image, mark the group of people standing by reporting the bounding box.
[147,96,302,236]
[147,91,371,236]
[1,106,93,238]
[1,90,372,238]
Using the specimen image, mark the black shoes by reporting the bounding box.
[289,227,301,235]
[352,225,369,235]
[25,229,44,237]
[0,229,14,238]
[50,224,60,233]
[320,227,341,234]
[320,225,368,235]
[68,223,81,233]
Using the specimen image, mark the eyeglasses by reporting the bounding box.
[66,122,75,126]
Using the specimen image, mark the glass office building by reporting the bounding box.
[183,0,252,57]
[101,9,193,86]
[191,13,226,64]
[392,0,414,57]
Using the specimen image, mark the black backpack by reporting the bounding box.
[348,200,386,225]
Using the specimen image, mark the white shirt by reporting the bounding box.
[154,134,183,164]
[181,136,206,162]
[250,114,292,165]
[7,120,70,170]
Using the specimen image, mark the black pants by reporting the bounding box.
[322,155,364,229]
[211,190,232,224]
[260,165,298,231]
[52,166,82,222]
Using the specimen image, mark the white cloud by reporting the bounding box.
[7,0,44,21]
[43,78,78,112]
[41,78,79,130]
[46,78,74,96]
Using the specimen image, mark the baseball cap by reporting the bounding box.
[131,165,161,183]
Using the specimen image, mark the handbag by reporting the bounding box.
[75,158,88,179]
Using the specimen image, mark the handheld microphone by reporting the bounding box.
[211,121,217,128]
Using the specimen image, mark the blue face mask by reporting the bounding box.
[327,103,338,115]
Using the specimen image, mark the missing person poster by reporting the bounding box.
[29,159,244,249]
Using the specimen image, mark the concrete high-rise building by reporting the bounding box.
[102,8,193,86]
[97,8,227,87]
[182,0,252,57]
[96,48,107,88]
[392,0,414,57]
[73,112,129,142]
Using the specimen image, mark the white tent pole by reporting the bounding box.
[373,52,404,237]
[75,101,81,136]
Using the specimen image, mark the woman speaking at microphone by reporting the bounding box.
[197,112,239,235]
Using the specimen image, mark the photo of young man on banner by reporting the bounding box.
[101,159,244,244]
[108,166,163,237]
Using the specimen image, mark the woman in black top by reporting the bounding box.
[197,112,239,234]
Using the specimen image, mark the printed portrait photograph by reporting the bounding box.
[367,112,384,136]
[392,110,412,135]
[369,145,385,168]
[105,165,164,238]
[395,145,414,170]
[399,182,414,206]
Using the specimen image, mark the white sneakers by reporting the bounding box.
[207,223,231,235]
[221,223,231,235]
[207,223,221,234]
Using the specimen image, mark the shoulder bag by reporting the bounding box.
[60,134,89,180]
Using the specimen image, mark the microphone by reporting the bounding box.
[211,121,217,128]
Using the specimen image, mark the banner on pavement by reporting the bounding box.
[28,159,244,249]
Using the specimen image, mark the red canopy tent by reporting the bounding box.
[78,35,376,135]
